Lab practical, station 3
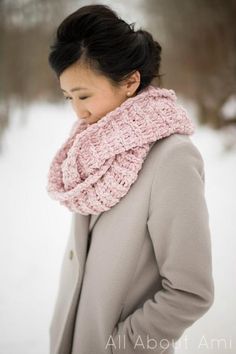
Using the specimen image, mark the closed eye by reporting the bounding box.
[64,96,88,100]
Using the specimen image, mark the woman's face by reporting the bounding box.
[59,61,140,125]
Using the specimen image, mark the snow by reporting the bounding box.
[221,95,236,120]
[0,101,235,354]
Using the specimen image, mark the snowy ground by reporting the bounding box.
[0,100,235,354]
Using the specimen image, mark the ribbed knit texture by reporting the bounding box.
[46,84,195,215]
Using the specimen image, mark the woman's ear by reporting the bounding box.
[125,70,141,95]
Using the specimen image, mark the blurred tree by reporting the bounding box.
[146,0,236,128]
[0,0,66,141]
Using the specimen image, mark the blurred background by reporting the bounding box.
[0,0,235,353]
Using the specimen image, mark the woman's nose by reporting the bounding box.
[72,103,88,120]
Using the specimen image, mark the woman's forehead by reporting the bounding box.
[59,63,112,93]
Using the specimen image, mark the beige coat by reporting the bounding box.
[49,133,214,354]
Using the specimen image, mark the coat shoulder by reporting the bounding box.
[148,133,204,170]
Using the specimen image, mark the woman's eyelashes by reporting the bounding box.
[64,96,88,100]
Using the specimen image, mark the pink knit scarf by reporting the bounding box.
[46,84,194,215]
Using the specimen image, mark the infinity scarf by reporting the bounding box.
[46,84,194,215]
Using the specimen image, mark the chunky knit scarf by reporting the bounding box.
[46,84,194,215]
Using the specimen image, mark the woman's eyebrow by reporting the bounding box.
[60,87,88,93]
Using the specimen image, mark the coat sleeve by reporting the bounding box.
[111,140,215,353]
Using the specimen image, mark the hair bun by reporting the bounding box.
[49,4,162,92]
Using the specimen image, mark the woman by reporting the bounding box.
[46,4,214,354]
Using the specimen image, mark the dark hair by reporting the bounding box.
[48,4,162,94]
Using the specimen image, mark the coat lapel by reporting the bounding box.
[73,212,90,272]
[73,211,103,271]
[89,212,103,233]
